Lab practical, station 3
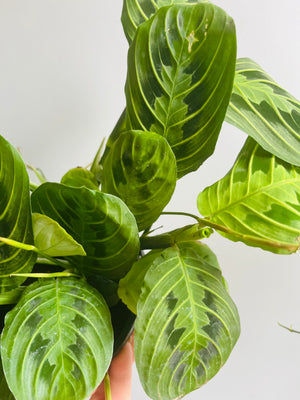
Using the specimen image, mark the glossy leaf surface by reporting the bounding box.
[1,278,113,400]
[31,183,140,280]
[125,3,236,178]
[0,135,36,292]
[32,213,86,257]
[102,130,177,231]
[198,138,300,254]
[226,58,300,166]
[121,0,209,44]
[135,242,240,400]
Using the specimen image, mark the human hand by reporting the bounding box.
[90,334,134,400]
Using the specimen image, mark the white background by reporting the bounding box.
[0,1,299,399]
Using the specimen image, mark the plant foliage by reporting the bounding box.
[0,1,299,400]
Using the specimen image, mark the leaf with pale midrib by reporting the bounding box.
[197,137,300,254]
[121,0,210,44]
[0,135,36,292]
[1,278,113,400]
[134,242,240,400]
[226,58,300,166]
[125,3,236,178]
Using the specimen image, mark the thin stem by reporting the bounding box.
[104,373,112,400]
[11,271,80,278]
[161,211,201,223]
[278,322,300,334]
[30,181,39,191]
[27,164,47,183]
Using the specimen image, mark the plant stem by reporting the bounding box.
[30,181,39,191]
[278,322,300,334]
[161,211,201,223]
[104,373,112,400]
[11,271,80,278]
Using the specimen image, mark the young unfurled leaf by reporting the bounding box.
[121,0,210,44]
[32,213,86,257]
[1,278,113,400]
[31,183,140,280]
[134,242,240,400]
[125,3,236,178]
[0,135,36,292]
[101,130,177,231]
[197,137,300,254]
[226,58,300,166]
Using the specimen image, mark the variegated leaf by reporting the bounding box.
[31,183,140,280]
[1,278,113,400]
[121,0,210,44]
[197,137,300,254]
[135,242,240,400]
[0,135,36,292]
[226,58,300,166]
[125,3,236,178]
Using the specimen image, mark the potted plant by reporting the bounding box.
[0,1,299,399]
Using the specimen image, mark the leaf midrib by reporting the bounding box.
[206,177,300,221]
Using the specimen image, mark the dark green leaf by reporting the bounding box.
[60,167,99,190]
[0,357,15,400]
[121,0,210,44]
[226,58,300,166]
[110,301,135,356]
[101,130,177,231]
[0,135,36,292]
[134,242,240,400]
[1,278,113,400]
[197,138,300,254]
[31,183,140,280]
[125,3,236,178]
[32,213,86,257]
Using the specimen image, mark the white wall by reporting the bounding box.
[0,1,299,399]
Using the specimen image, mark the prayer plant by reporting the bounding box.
[0,1,299,399]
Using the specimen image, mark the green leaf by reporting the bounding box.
[0,135,37,292]
[31,183,140,280]
[1,278,113,400]
[226,58,300,166]
[110,301,135,356]
[101,130,177,231]
[121,0,210,44]
[60,167,99,190]
[0,358,15,400]
[0,287,25,306]
[125,3,236,178]
[134,242,240,400]
[197,137,300,254]
[32,213,86,257]
[118,249,163,314]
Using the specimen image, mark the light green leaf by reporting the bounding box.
[226,58,300,166]
[197,137,300,254]
[121,0,210,44]
[60,167,99,190]
[1,278,113,400]
[31,183,140,280]
[135,242,240,400]
[0,135,37,292]
[118,249,163,314]
[32,213,86,257]
[101,130,177,231]
[125,3,236,178]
